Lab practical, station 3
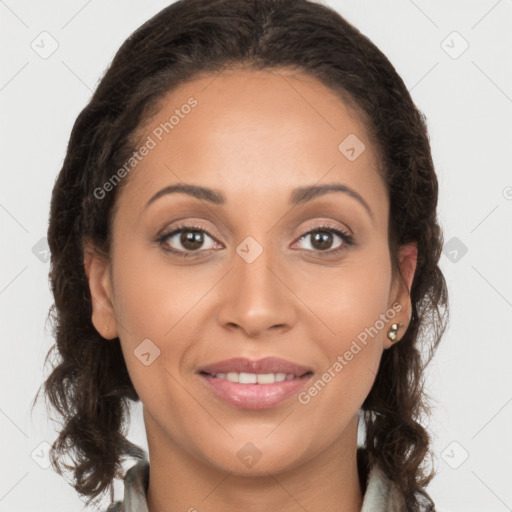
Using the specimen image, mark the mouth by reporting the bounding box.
[199,370,312,383]
[197,356,313,377]
[197,357,314,410]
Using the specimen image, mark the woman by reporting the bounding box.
[37,0,448,510]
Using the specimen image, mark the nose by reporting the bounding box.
[216,246,297,338]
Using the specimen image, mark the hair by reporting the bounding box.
[33,0,448,509]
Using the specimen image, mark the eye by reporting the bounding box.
[157,223,221,257]
[156,221,354,258]
[294,223,354,256]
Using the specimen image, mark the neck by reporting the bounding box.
[144,412,364,512]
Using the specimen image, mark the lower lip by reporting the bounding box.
[199,373,312,410]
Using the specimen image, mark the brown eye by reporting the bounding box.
[177,230,206,251]
[158,224,219,256]
[295,223,354,256]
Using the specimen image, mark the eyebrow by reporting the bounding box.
[144,182,374,220]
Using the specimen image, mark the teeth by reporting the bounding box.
[211,372,296,383]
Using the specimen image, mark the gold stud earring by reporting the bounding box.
[387,322,403,343]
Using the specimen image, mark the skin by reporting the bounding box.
[84,66,417,512]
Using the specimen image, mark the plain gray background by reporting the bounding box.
[1,1,511,510]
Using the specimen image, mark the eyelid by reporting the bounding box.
[298,219,353,237]
[156,219,217,239]
[293,222,354,253]
[156,219,355,257]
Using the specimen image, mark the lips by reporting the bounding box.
[198,357,313,378]
[197,357,314,409]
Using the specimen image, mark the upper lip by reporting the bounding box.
[198,357,313,377]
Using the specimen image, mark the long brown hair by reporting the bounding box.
[33,0,448,509]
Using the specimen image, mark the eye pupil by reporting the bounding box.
[311,231,333,250]
[181,230,204,250]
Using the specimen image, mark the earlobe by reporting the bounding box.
[83,241,118,340]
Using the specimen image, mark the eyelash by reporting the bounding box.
[156,222,355,258]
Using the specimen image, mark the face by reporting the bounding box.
[85,67,417,476]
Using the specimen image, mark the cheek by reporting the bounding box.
[297,244,392,339]
[109,242,219,395]
[298,245,392,391]
[294,258,392,437]
[110,240,211,340]
[331,265,392,340]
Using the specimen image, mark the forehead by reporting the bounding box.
[116,67,386,219]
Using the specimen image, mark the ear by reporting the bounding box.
[83,239,118,340]
[385,242,418,348]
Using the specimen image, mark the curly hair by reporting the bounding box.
[33,0,448,509]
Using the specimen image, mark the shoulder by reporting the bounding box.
[358,447,436,512]
[414,487,436,512]
[105,502,123,512]
[365,464,436,512]
[104,458,150,512]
